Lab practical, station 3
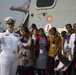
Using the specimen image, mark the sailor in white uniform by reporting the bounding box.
[0,17,22,75]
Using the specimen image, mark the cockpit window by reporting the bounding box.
[36,0,56,9]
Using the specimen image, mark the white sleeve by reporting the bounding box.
[69,34,73,48]
[18,41,23,50]
[0,44,1,52]
[69,34,75,55]
[0,33,4,43]
[18,41,27,54]
[0,33,4,52]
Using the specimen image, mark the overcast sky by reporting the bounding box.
[0,0,27,29]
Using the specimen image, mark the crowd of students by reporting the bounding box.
[0,17,76,75]
[16,22,76,75]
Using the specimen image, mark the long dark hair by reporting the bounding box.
[61,31,67,39]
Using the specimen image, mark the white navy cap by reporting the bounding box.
[4,17,16,24]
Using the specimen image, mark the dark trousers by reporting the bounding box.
[37,69,45,75]
[48,56,54,75]
[62,62,72,75]
[74,68,76,75]
[73,61,76,75]
[55,60,60,75]
[16,65,34,75]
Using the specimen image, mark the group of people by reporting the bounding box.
[0,16,76,75]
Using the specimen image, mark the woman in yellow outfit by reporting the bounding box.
[47,27,62,75]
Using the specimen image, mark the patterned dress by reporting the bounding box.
[35,37,48,69]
